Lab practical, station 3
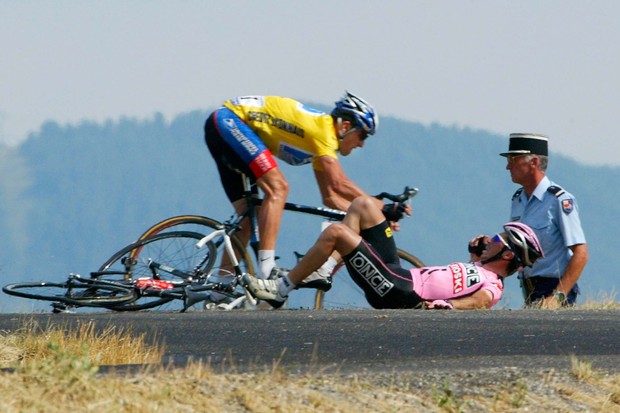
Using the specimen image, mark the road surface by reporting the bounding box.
[1,309,617,373]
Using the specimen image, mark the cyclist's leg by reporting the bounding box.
[342,240,422,309]
[320,195,396,268]
[255,168,289,277]
[338,198,422,308]
[310,195,385,269]
[205,111,256,273]
[297,196,392,287]
[288,222,361,285]
[206,108,285,278]
[205,110,253,204]
[246,222,360,301]
[314,248,424,309]
[344,195,388,233]
[307,196,400,302]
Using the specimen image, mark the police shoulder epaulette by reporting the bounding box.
[512,188,523,201]
[547,185,566,198]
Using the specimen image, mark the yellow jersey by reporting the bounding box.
[223,96,338,170]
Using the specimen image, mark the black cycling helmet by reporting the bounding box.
[331,91,378,136]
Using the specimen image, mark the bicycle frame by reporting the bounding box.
[223,178,348,260]
[119,229,258,311]
[195,228,257,307]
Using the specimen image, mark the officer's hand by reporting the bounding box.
[539,295,562,310]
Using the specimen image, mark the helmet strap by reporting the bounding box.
[480,246,508,266]
[336,118,357,140]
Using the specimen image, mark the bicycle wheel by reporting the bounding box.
[97,231,212,311]
[136,215,255,277]
[2,278,136,308]
[313,248,425,309]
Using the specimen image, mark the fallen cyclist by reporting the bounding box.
[243,195,544,310]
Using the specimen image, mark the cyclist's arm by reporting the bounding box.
[449,289,494,310]
[313,155,371,211]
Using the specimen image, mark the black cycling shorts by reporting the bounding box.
[204,112,257,202]
[344,221,423,309]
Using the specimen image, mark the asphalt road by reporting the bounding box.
[1,309,618,374]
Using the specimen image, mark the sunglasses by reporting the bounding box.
[493,234,525,270]
[358,128,369,141]
[492,234,512,251]
[506,155,535,165]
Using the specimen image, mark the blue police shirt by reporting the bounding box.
[510,176,586,280]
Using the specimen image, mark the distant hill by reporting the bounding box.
[0,109,617,311]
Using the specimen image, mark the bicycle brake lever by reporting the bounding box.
[401,186,419,202]
[375,186,419,203]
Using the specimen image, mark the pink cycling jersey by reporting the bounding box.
[410,262,504,308]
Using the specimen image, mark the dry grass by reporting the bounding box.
[579,291,620,310]
[0,318,164,367]
[0,320,619,412]
[1,358,619,413]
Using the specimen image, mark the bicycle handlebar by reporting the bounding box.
[243,184,419,223]
[374,186,419,203]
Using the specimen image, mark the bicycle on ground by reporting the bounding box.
[2,273,135,313]
[99,177,425,310]
[4,230,258,313]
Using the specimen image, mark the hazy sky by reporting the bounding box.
[2,1,620,166]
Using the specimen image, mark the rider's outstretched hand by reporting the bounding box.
[382,202,410,222]
[468,235,489,262]
[424,299,454,310]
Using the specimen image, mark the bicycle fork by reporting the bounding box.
[196,229,257,307]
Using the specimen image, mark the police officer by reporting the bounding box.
[500,133,588,308]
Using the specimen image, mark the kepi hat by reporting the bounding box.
[500,133,548,157]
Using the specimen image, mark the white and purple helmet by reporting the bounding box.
[332,91,378,136]
[503,222,544,267]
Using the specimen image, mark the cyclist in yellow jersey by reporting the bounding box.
[222,96,339,168]
[204,91,380,280]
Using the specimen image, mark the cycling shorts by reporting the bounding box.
[344,222,423,309]
[204,108,278,202]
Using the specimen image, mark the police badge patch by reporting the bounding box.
[561,199,574,214]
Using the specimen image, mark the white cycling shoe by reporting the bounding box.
[242,274,287,309]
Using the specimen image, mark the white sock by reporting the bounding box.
[319,256,338,276]
[278,275,295,296]
[257,250,276,279]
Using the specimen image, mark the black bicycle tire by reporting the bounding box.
[134,215,255,277]
[2,278,136,308]
[97,231,210,311]
[313,248,425,310]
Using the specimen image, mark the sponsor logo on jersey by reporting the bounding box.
[449,263,481,294]
[349,251,394,296]
[449,263,464,294]
[223,118,260,155]
[247,111,305,138]
[250,152,277,176]
[384,227,393,238]
[464,263,481,287]
[278,143,313,166]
